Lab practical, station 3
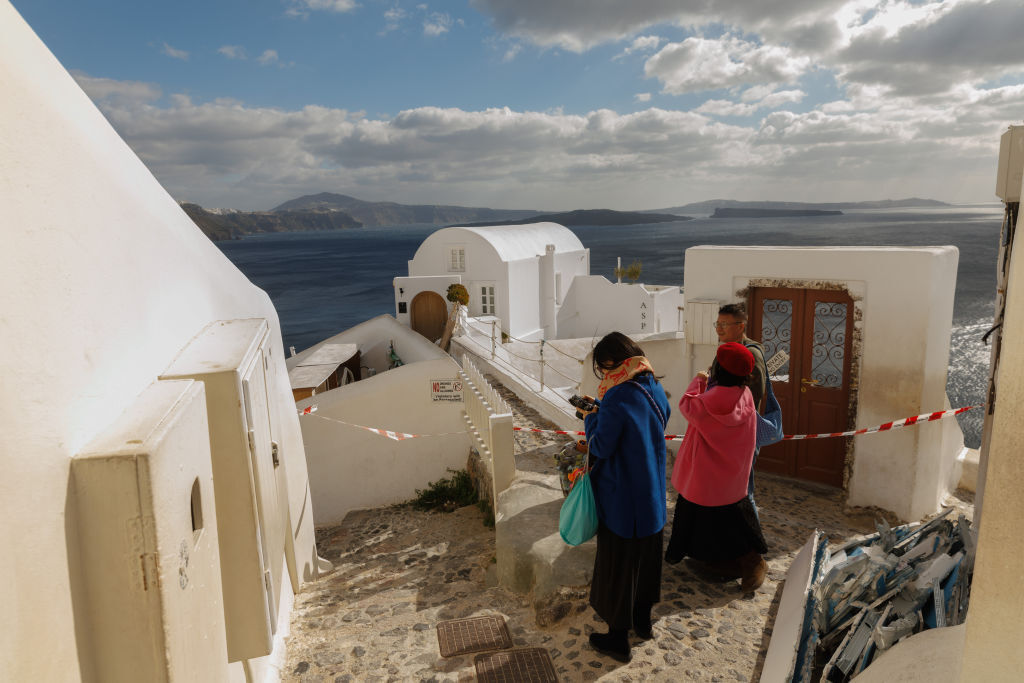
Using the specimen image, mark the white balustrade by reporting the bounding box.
[459,355,514,502]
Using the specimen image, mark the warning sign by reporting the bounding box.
[431,378,464,402]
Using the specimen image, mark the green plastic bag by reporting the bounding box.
[559,471,598,545]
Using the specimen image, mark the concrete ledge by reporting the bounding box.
[855,623,964,683]
[494,466,595,601]
[957,448,980,492]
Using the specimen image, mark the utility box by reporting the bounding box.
[685,299,721,345]
[72,380,229,682]
[996,125,1024,202]
[161,319,287,662]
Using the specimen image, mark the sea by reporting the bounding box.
[217,205,1004,448]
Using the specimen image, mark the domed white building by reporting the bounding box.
[394,223,589,342]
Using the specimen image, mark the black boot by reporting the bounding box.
[633,602,653,640]
[589,628,630,663]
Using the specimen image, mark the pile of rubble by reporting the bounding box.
[764,508,976,682]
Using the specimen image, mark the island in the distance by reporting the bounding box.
[452,208,691,228]
[711,208,843,218]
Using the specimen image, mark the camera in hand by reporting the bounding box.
[568,394,597,419]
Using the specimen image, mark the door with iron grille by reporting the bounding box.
[750,287,853,487]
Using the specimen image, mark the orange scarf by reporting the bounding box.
[596,356,655,398]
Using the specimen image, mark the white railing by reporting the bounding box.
[459,355,515,502]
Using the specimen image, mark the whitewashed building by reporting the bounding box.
[1,5,322,680]
[681,245,965,521]
[394,223,589,341]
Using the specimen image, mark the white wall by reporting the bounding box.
[296,358,473,525]
[558,276,685,340]
[393,275,461,328]
[0,4,316,679]
[507,258,543,339]
[290,314,450,377]
[682,245,962,521]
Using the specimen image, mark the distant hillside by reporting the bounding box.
[711,208,843,218]
[181,202,361,241]
[453,208,691,228]
[272,192,540,227]
[653,198,949,214]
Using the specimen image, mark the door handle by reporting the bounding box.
[800,378,820,393]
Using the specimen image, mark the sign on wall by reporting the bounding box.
[431,378,464,402]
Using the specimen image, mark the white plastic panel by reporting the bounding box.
[685,299,721,345]
[996,125,1024,202]
[161,319,287,662]
[72,380,229,683]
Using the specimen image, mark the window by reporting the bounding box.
[480,285,495,315]
[448,247,465,272]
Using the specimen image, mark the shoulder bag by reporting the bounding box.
[755,379,784,447]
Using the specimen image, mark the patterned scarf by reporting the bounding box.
[596,355,655,398]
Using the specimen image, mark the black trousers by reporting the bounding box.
[589,523,663,631]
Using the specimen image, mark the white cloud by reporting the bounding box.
[161,42,189,61]
[381,7,406,33]
[469,0,848,52]
[78,66,1019,210]
[71,72,162,107]
[257,49,280,65]
[614,35,663,60]
[218,45,247,60]
[634,92,652,103]
[286,0,358,17]
[645,36,810,94]
[423,13,453,37]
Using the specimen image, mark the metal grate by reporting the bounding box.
[475,648,557,683]
[436,615,512,658]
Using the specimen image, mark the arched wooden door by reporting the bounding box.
[750,287,855,488]
[410,291,448,342]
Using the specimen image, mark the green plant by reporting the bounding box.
[446,283,469,306]
[411,469,478,512]
[477,499,495,528]
[614,259,643,283]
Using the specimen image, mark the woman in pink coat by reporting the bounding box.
[664,342,768,591]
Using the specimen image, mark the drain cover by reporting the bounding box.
[475,648,557,682]
[436,615,512,658]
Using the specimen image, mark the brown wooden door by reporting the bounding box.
[750,287,854,487]
[411,291,448,342]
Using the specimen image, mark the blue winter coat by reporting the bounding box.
[583,373,670,538]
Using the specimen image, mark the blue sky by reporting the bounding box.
[11,0,1024,210]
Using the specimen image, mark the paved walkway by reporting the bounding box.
[283,381,972,682]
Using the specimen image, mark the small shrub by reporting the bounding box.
[412,469,478,512]
[446,283,470,306]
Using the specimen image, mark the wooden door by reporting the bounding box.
[750,287,854,487]
[411,291,448,342]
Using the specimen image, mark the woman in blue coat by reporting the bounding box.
[578,332,670,663]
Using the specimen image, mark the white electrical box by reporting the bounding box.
[72,380,229,682]
[685,299,721,345]
[161,319,287,662]
[996,125,1024,202]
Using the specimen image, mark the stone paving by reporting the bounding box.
[283,380,971,682]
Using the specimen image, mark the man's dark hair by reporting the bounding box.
[718,302,747,322]
[592,331,646,378]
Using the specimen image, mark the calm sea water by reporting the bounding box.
[218,206,1003,447]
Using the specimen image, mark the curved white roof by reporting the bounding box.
[418,222,584,262]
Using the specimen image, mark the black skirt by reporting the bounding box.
[665,494,767,564]
[589,523,663,631]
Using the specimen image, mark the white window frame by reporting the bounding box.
[448,246,466,273]
[478,283,496,316]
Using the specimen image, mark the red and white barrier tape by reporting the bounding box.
[780,404,982,441]
[297,405,464,441]
[299,404,983,442]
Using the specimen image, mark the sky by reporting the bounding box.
[11,0,1024,211]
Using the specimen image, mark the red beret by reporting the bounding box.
[717,342,755,377]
